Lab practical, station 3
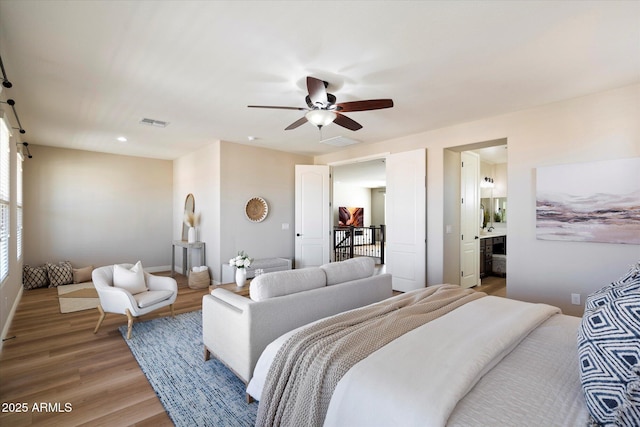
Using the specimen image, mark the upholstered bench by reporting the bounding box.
[492,254,506,276]
[221,257,291,283]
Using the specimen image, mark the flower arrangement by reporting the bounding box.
[229,251,252,269]
[184,211,201,228]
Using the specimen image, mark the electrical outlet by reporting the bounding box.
[571,293,581,305]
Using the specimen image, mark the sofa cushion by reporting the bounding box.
[73,265,94,284]
[113,261,148,294]
[250,268,326,301]
[134,290,173,308]
[46,261,73,287]
[23,264,49,289]
[320,257,375,286]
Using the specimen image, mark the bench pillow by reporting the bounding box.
[321,257,375,286]
[250,268,325,301]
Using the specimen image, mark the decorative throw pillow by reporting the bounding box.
[23,265,49,290]
[586,262,640,311]
[73,265,94,283]
[578,293,640,426]
[46,261,73,287]
[113,261,147,295]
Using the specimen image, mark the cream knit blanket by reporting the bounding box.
[255,284,485,427]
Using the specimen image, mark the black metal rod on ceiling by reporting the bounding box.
[6,100,25,134]
[0,99,25,134]
[0,55,12,88]
[21,142,32,159]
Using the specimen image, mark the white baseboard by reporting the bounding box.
[145,265,172,273]
[1,286,23,354]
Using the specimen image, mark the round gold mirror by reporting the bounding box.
[182,193,195,241]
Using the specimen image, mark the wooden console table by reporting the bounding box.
[171,241,206,277]
[211,281,251,297]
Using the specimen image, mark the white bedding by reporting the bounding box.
[447,314,589,426]
[249,294,586,426]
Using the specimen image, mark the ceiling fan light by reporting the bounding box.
[305,110,336,127]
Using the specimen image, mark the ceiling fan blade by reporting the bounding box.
[307,76,328,106]
[336,99,394,112]
[333,113,362,131]
[248,105,308,111]
[285,116,308,130]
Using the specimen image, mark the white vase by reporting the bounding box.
[235,268,247,287]
[188,227,196,243]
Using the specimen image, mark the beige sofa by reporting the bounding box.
[202,257,393,383]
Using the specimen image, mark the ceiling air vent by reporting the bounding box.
[139,117,169,127]
[319,136,360,147]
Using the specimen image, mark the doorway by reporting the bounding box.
[332,158,387,265]
[443,139,508,286]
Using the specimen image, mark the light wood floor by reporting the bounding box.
[1,271,507,426]
[475,275,507,297]
[0,272,208,426]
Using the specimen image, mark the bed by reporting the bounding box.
[247,272,640,427]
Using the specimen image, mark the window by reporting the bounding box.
[0,116,9,282]
[17,152,22,259]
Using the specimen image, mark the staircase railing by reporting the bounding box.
[333,225,385,264]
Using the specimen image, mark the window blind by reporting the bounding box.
[16,152,22,259]
[0,116,10,282]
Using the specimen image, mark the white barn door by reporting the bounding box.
[385,149,426,292]
[295,165,330,268]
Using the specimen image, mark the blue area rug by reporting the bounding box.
[119,310,258,426]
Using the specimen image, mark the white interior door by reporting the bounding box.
[385,149,426,292]
[460,151,480,288]
[295,165,330,268]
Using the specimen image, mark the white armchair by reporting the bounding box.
[92,264,178,339]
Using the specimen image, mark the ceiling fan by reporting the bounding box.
[248,76,394,131]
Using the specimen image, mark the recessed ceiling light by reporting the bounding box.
[117,136,127,142]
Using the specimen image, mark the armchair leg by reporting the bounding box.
[93,305,106,334]
[170,303,175,318]
[126,309,134,340]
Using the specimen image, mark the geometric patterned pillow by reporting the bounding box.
[586,279,640,311]
[22,264,49,290]
[586,261,640,311]
[578,293,640,426]
[46,261,73,287]
[612,261,640,286]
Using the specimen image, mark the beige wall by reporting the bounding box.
[316,84,640,316]
[219,142,312,277]
[23,146,173,268]
[173,142,221,279]
[174,141,312,283]
[442,149,461,284]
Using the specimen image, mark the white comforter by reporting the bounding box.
[249,294,560,427]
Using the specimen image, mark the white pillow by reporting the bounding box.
[249,268,326,301]
[320,257,374,286]
[113,261,147,294]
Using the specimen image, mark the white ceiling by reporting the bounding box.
[0,1,638,160]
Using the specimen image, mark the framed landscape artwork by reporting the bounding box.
[536,157,640,245]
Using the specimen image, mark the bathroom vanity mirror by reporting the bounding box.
[182,193,195,241]
[481,197,507,227]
